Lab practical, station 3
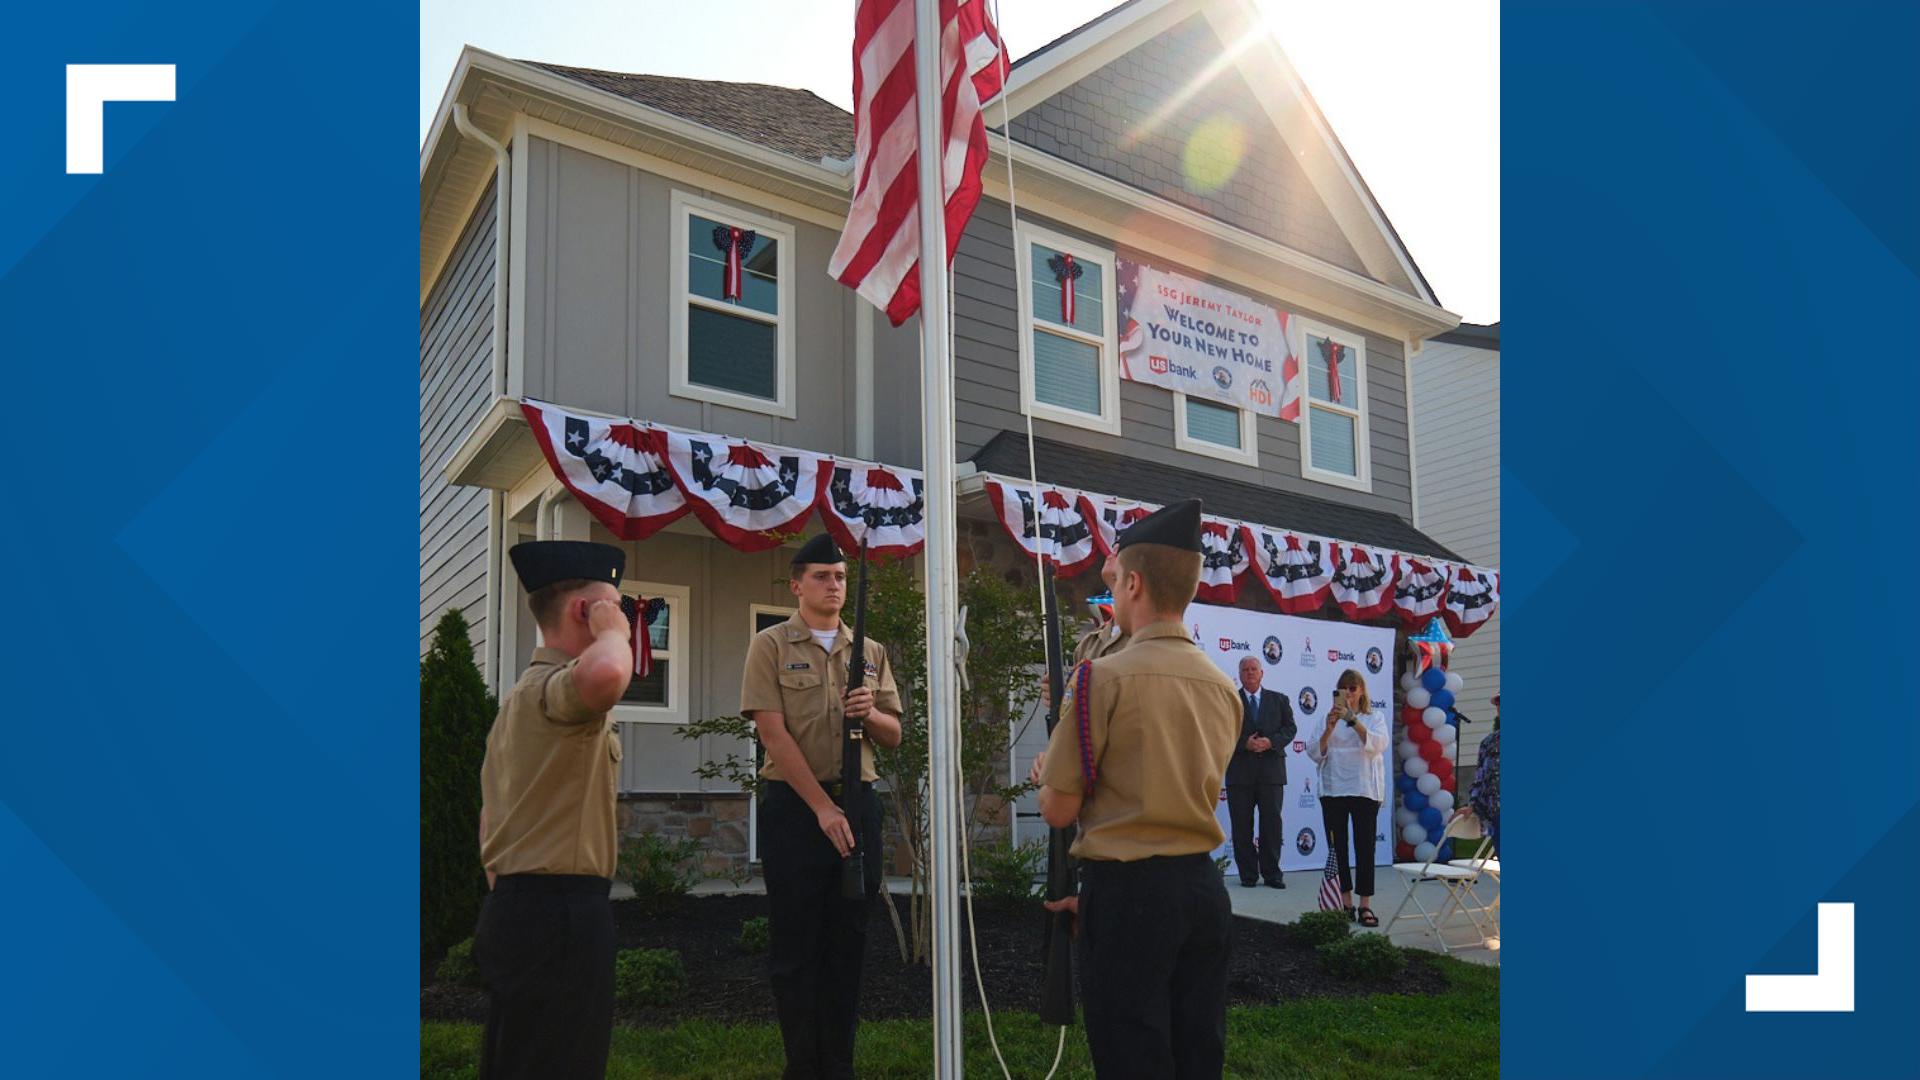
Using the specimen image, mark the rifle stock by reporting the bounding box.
[840,540,871,900]
[1038,560,1077,1027]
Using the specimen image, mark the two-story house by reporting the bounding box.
[419,0,1491,877]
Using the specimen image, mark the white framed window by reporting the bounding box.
[615,579,690,726]
[669,190,797,418]
[1174,392,1259,466]
[1014,221,1121,436]
[1295,319,1371,491]
[750,603,796,636]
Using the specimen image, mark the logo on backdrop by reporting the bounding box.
[1212,366,1233,390]
[1218,637,1250,652]
[1365,647,1384,674]
[1298,687,1318,715]
[1262,636,1283,664]
[1296,828,1316,856]
[1327,648,1354,663]
[1300,635,1317,668]
[1296,774,1315,808]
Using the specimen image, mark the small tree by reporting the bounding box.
[421,608,496,968]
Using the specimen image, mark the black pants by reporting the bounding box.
[1079,854,1232,1080]
[1320,795,1381,898]
[473,873,615,1080]
[760,780,883,1080]
[1226,783,1283,883]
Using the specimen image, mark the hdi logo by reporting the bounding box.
[66,65,175,174]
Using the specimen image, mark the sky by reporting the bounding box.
[420,1,1498,323]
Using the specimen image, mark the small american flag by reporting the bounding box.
[1318,844,1344,912]
[828,0,1009,326]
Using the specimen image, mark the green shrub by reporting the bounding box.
[738,916,771,954]
[969,839,1046,906]
[420,608,496,969]
[1317,932,1407,982]
[1294,909,1354,948]
[615,947,687,1006]
[618,832,705,914]
[435,936,484,989]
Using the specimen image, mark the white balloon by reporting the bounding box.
[1407,687,1431,710]
[1400,671,1417,692]
[1430,789,1455,812]
[1423,707,1448,729]
[1401,823,1426,845]
[1416,773,1442,796]
[1405,756,1430,778]
[1394,807,1416,829]
[1414,842,1437,864]
[1397,740,1420,761]
[1434,722,1457,746]
[1445,671,1465,694]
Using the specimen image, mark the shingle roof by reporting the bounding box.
[969,430,1467,563]
[520,62,855,164]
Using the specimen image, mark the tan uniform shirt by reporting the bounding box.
[741,612,903,783]
[1071,620,1130,665]
[479,646,623,878]
[1040,620,1240,862]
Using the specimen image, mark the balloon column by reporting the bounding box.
[1395,619,1461,864]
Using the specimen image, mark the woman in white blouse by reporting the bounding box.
[1305,668,1390,926]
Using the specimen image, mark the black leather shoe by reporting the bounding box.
[1240,878,1259,887]
[1266,879,1286,889]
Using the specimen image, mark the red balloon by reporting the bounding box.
[1419,739,1446,763]
[1404,721,1430,744]
[1432,760,1455,785]
[1395,841,1415,861]
[1401,706,1425,725]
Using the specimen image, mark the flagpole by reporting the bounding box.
[909,0,965,1075]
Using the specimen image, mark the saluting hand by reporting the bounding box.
[843,685,874,721]
[587,599,630,641]
[816,804,855,858]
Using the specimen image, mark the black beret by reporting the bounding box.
[791,533,846,567]
[1115,498,1204,553]
[508,540,625,593]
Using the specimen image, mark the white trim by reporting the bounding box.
[484,490,503,690]
[507,114,530,401]
[1404,335,1423,528]
[1173,392,1259,466]
[1294,317,1372,492]
[498,519,534,689]
[750,603,798,633]
[1001,0,1194,118]
[614,579,691,726]
[668,189,798,419]
[1013,219,1122,437]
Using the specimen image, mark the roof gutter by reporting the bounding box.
[452,103,511,398]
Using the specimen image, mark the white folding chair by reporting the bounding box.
[1382,812,1494,955]
[1441,814,1499,953]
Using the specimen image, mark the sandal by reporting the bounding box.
[1344,905,1356,921]
[1357,908,1379,928]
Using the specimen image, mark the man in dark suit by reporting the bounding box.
[1225,655,1296,887]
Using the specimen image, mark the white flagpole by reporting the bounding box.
[910,0,965,1074]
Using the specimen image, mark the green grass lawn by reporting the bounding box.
[423,956,1496,1079]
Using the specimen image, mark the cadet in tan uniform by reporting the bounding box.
[1029,500,1241,1079]
[1071,550,1130,665]
[740,534,904,1080]
[475,540,634,1080]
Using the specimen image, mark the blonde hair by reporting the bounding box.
[1116,543,1202,614]
[1335,668,1370,714]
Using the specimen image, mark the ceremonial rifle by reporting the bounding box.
[839,539,872,900]
[1038,559,1076,1026]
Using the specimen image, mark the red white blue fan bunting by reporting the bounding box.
[1196,519,1253,603]
[984,479,1099,576]
[1392,557,1452,628]
[663,431,830,553]
[1077,492,1157,557]
[1443,565,1501,638]
[521,400,689,540]
[1249,527,1336,613]
[711,225,757,301]
[819,462,927,559]
[1330,544,1399,622]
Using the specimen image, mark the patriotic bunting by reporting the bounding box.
[1443,566,1501,638]
[820,462,927,560]
[521,400,688,540]
[1047,252,1083,324]
[1330,545,1399,622]
[663,431,830,553]
[621,595,667,677]
[1392,557,1452,628]
[711,225,756,301]
[983,479,1099,576]
[1250,528,1336,613]
[1318,337,1346,404]
[1078,492,1157,557]
[1196,519,1253,603]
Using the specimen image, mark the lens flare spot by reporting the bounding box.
[1182,115,1247,194]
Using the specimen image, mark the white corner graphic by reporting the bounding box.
[66,64,176,175]
[1745,902,1854,1012]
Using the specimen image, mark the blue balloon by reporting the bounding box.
[1431,689,1455,710]
[1404,790,1429,812]
[1445,709,1458,726]
[1395,774,1417,794]
[1437,840,1455,862]
[1419,807,1444,834]
[1421,667,1447,692]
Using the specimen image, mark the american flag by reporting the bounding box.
[1318,844,1344,912]
[828,0,1009,326]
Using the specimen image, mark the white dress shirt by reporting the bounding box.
[1304,706,1390,802]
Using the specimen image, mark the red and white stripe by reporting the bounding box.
[828,0,1008,326]
[1196,518,1253,603]
[521,400,688,541]
[984,479,1099,576]
[1330,545,1399,622]
[662,431,831,553]
[1077,492,1156,557]
[1392,557,1452,628]
[1276,310,1301,422]
[1318,844,1345,911]
[1249,527,1336,613]
[1443,566,1501,638]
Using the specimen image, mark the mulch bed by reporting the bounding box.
[422,892,1450,1028]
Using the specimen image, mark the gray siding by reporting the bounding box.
[952,199,1416,521]
[519,136,863,459]
[1009,15,1370,280]
[421,176,498,665]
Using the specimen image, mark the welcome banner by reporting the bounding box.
[1116,255,1302,421]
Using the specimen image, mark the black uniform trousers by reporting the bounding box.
[1225,783,1283,884]
[1078,853,1233,1080]
[760,779,884,1080]
[473,873,615,1080]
